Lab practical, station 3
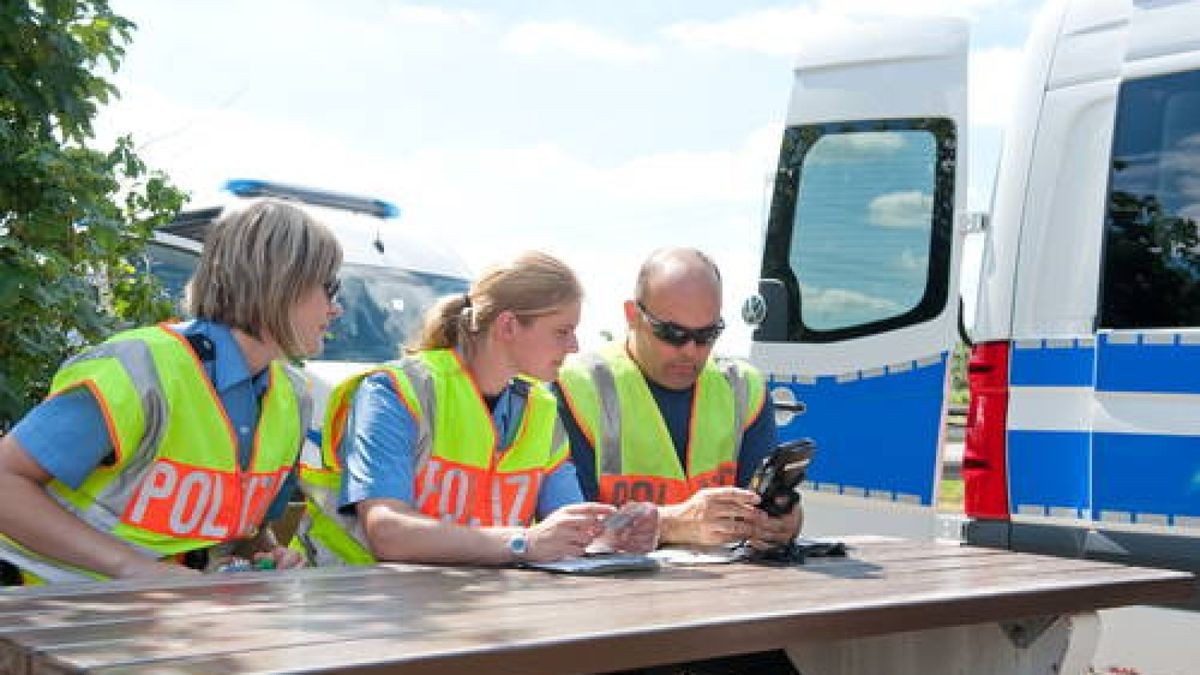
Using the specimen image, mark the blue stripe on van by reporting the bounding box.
[1009,340,1094,388]
[1097,333,1200,394]
[1092,432,1200,522]
[770,354,947,506]
[1007,430,1090,517]
[1007,429,1200,523]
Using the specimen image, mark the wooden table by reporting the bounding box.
[0,538,1193,674]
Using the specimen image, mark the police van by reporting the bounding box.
[746,0,1200,573]
[147,179,471,436]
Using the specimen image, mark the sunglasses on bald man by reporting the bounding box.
[636,301,725,347]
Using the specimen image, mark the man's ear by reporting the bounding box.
[622,300,639,330]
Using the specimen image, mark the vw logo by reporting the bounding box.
[741,293,768,326]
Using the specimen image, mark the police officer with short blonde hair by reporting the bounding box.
[0,199,343,584]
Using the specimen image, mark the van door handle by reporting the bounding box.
[775,401,807,414]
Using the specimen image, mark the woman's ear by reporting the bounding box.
[493,309,519,341]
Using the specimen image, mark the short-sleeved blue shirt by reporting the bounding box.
[11,320,297,520]
[553,364,778,501]
[338,370,583,518]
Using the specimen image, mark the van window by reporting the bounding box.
[761,118,955,341]
[1100,68,1200,329]
[146,241,198,302]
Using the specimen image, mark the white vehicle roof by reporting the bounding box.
[160,180,471,280]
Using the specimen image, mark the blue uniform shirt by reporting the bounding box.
[553,371,779,502]
[338,370,583,518]
[12,320,297,519]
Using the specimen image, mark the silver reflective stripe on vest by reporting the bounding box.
[581,354,625,476]
[0,537,103,583]
[62,340,172,534]
[282,363,313,439]
[0,340,171,582]
[395,358,437,473]
[550,419,568,454]
[715,358,752,463]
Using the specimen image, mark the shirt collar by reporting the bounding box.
[177,319,267,395]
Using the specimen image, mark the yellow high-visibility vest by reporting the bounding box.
[0,325,306,583]
[295,349,568,566]
[557,344,765,505]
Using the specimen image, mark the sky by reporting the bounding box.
[96,0,1046,354]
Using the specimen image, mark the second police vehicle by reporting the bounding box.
[747,0,1200,573]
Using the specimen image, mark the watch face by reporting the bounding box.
[509,533,528,556]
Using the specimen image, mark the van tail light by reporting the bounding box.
[962,341,1011,520]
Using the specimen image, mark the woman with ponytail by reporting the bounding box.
[295,251,658,566]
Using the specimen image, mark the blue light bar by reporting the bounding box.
[223,179,401,219]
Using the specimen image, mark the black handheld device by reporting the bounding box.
[748,438,816,517]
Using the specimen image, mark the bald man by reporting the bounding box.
[555,247,802,549]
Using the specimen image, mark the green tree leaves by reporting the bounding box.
[1,1,185,428]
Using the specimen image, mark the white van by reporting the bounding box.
[147,179,471,436]
[746,0,1200,572]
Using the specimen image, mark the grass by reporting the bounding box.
[938,478,964,511]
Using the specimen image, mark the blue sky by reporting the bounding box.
[98,0,1045,352]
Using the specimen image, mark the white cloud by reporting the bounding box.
[387,5,484,27]
[897,248,929,272]
[807,132,907,164]
[804,286,902,319]
[502,21,656,63]
[663,8,844,57]
[869,190,933,228]
[663,0,1012,56]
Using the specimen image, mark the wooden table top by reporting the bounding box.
[0,538,1193,674]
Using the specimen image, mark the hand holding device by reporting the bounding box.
[748,438,815,517]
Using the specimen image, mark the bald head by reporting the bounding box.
[634,247,722,304]
[626,248,725,389]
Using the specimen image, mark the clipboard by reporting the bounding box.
[521,553,661,575]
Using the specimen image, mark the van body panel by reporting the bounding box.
[751,18,968,519]
[972,1,1067,342]
[1011,82,1117,337]
[1127,1,1200,62]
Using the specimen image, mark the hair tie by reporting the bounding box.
[459,295,477,333]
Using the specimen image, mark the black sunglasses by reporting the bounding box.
[636,301,724,347]
[323,277,341,302]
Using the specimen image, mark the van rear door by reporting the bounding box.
[749,17,968,538]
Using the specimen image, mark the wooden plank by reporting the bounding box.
[10,545,1190,674]
[0,539,1018,621]
[12,552,1184,665]
[0,541,1009,630]
[2,543,1082,651]
[49,568,1192,675]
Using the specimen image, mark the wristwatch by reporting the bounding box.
[507,529,529,562]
